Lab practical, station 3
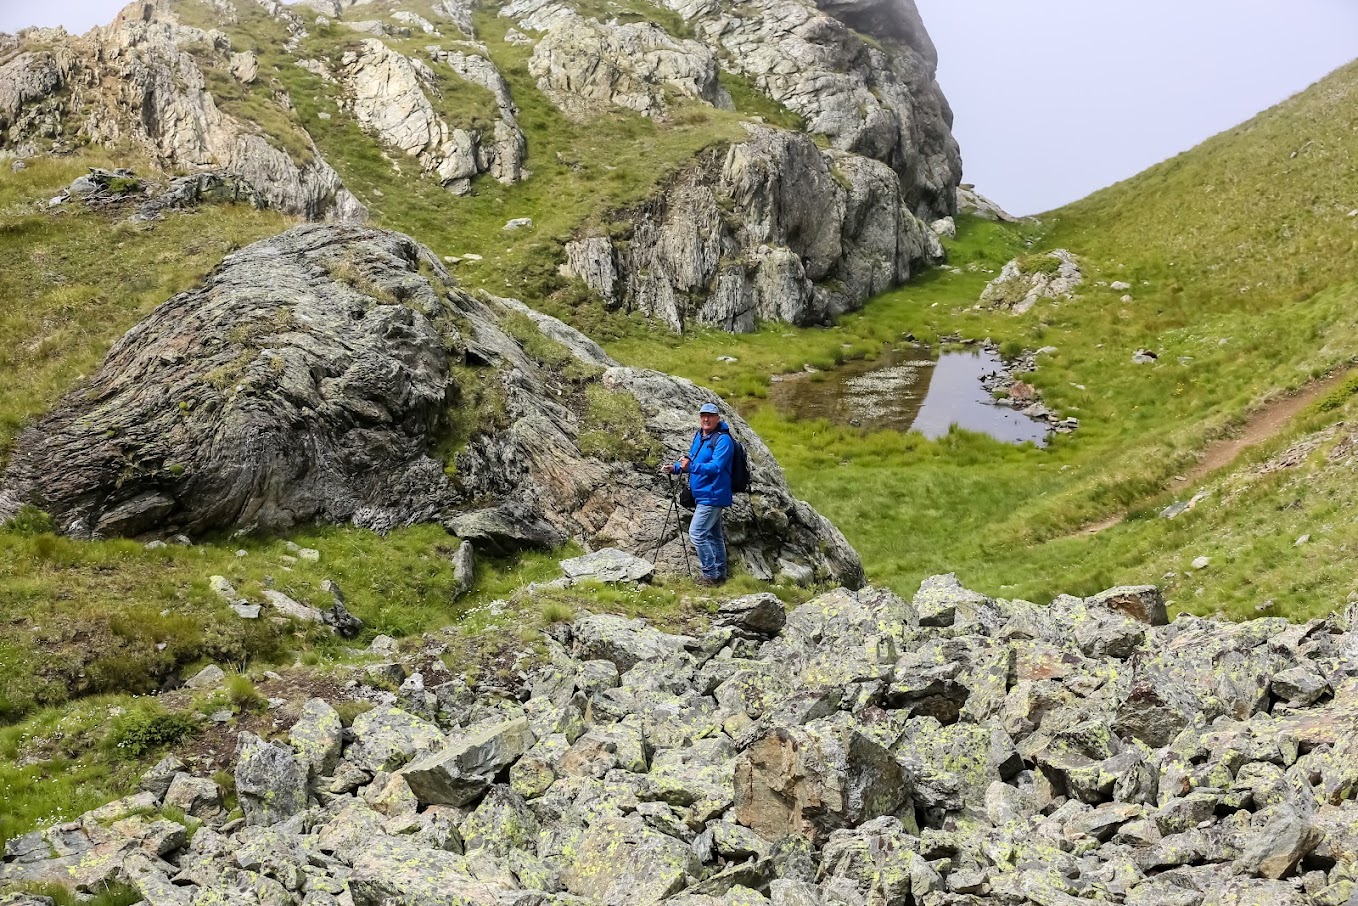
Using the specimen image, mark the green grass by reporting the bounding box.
[0,154,291,462]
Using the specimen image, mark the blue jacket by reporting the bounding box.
[684,422,735,507]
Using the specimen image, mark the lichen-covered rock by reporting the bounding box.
[559,547,655,584]
[528,13,730,120]
[980,249,1083,314]
[734,717,912,843]
[641,0,961,220]
[139,754,187,801]
[0,9,364,220]
[716,593,786,639]
[163,775,225,823]
[235,732,308,827]
[560,816,700,904]
[1085,585,1169,627]
[37,573,1358,903]
[347,835,511,906]
[401,716,536,806]
[349,705,446,774]
[340,39,523,195]
[568,613,693,672]
[290,698,343,780]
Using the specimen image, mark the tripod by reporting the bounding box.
[650,473,694,578]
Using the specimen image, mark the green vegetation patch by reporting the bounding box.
[577,384,662,464]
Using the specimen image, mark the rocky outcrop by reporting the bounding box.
[425,46,526,184]
[340,38,525,194]
[656,0,960,221]
[564,124,942,332]
[526,11,731,121]
[499,0,960,221]
[980,249,1083,314]
[0,2,365,220]
[11,577,1358,904]
[0,224,861,586]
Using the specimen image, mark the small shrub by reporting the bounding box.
[1015,253,1063,277]
[3,505,55,535]
[577,384,663,465]
[333,700,375,728]
[106,704,198,759]
[18,882,141,906]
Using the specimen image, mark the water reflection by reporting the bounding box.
[766,346,1050,446]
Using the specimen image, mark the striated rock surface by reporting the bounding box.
[564,125,941,332]
[0,1,364,220]
[0,224,862,585]
[11,577,1358,903]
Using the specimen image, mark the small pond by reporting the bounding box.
[766,346,1050,446]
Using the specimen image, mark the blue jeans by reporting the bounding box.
[689,504,727,579]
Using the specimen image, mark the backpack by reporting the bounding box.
[730,437,751,493]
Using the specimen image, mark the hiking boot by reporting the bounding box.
[695,576,718,588]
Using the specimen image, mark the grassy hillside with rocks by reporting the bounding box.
[618,59,1358,622]
[2,0,1358,892]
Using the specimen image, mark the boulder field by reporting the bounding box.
[5,576,1358,905]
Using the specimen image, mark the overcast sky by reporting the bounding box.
[4,0,1356,216]
[916,0,1358,214]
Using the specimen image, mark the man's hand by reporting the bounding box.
[679,456,690,472]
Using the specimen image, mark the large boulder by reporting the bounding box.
[235,732,308,826]
[400,716,536,806]
[340,39,524,195]
[563,125,941,332]
[733,717,912,843]
[0,225,863,587]
[583,0,962,220]
[560,816,700,903]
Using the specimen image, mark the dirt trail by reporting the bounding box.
[1077,367,1355,536]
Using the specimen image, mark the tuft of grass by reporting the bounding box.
[539,601,573,625]
[224,674,267,712]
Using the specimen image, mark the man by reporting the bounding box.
[662,402,735,587]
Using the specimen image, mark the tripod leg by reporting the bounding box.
[651,492,677,567]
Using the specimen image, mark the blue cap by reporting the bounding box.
[698,402,720,415]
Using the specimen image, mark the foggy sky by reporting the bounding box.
[916,0,1358,214]
[4,0,1357,215]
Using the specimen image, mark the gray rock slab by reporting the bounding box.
[401,716,536,806]
[559,547,655,584]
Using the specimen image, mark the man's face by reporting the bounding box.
[699,411,719,432]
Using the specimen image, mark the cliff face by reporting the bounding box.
[0,0,962,332]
